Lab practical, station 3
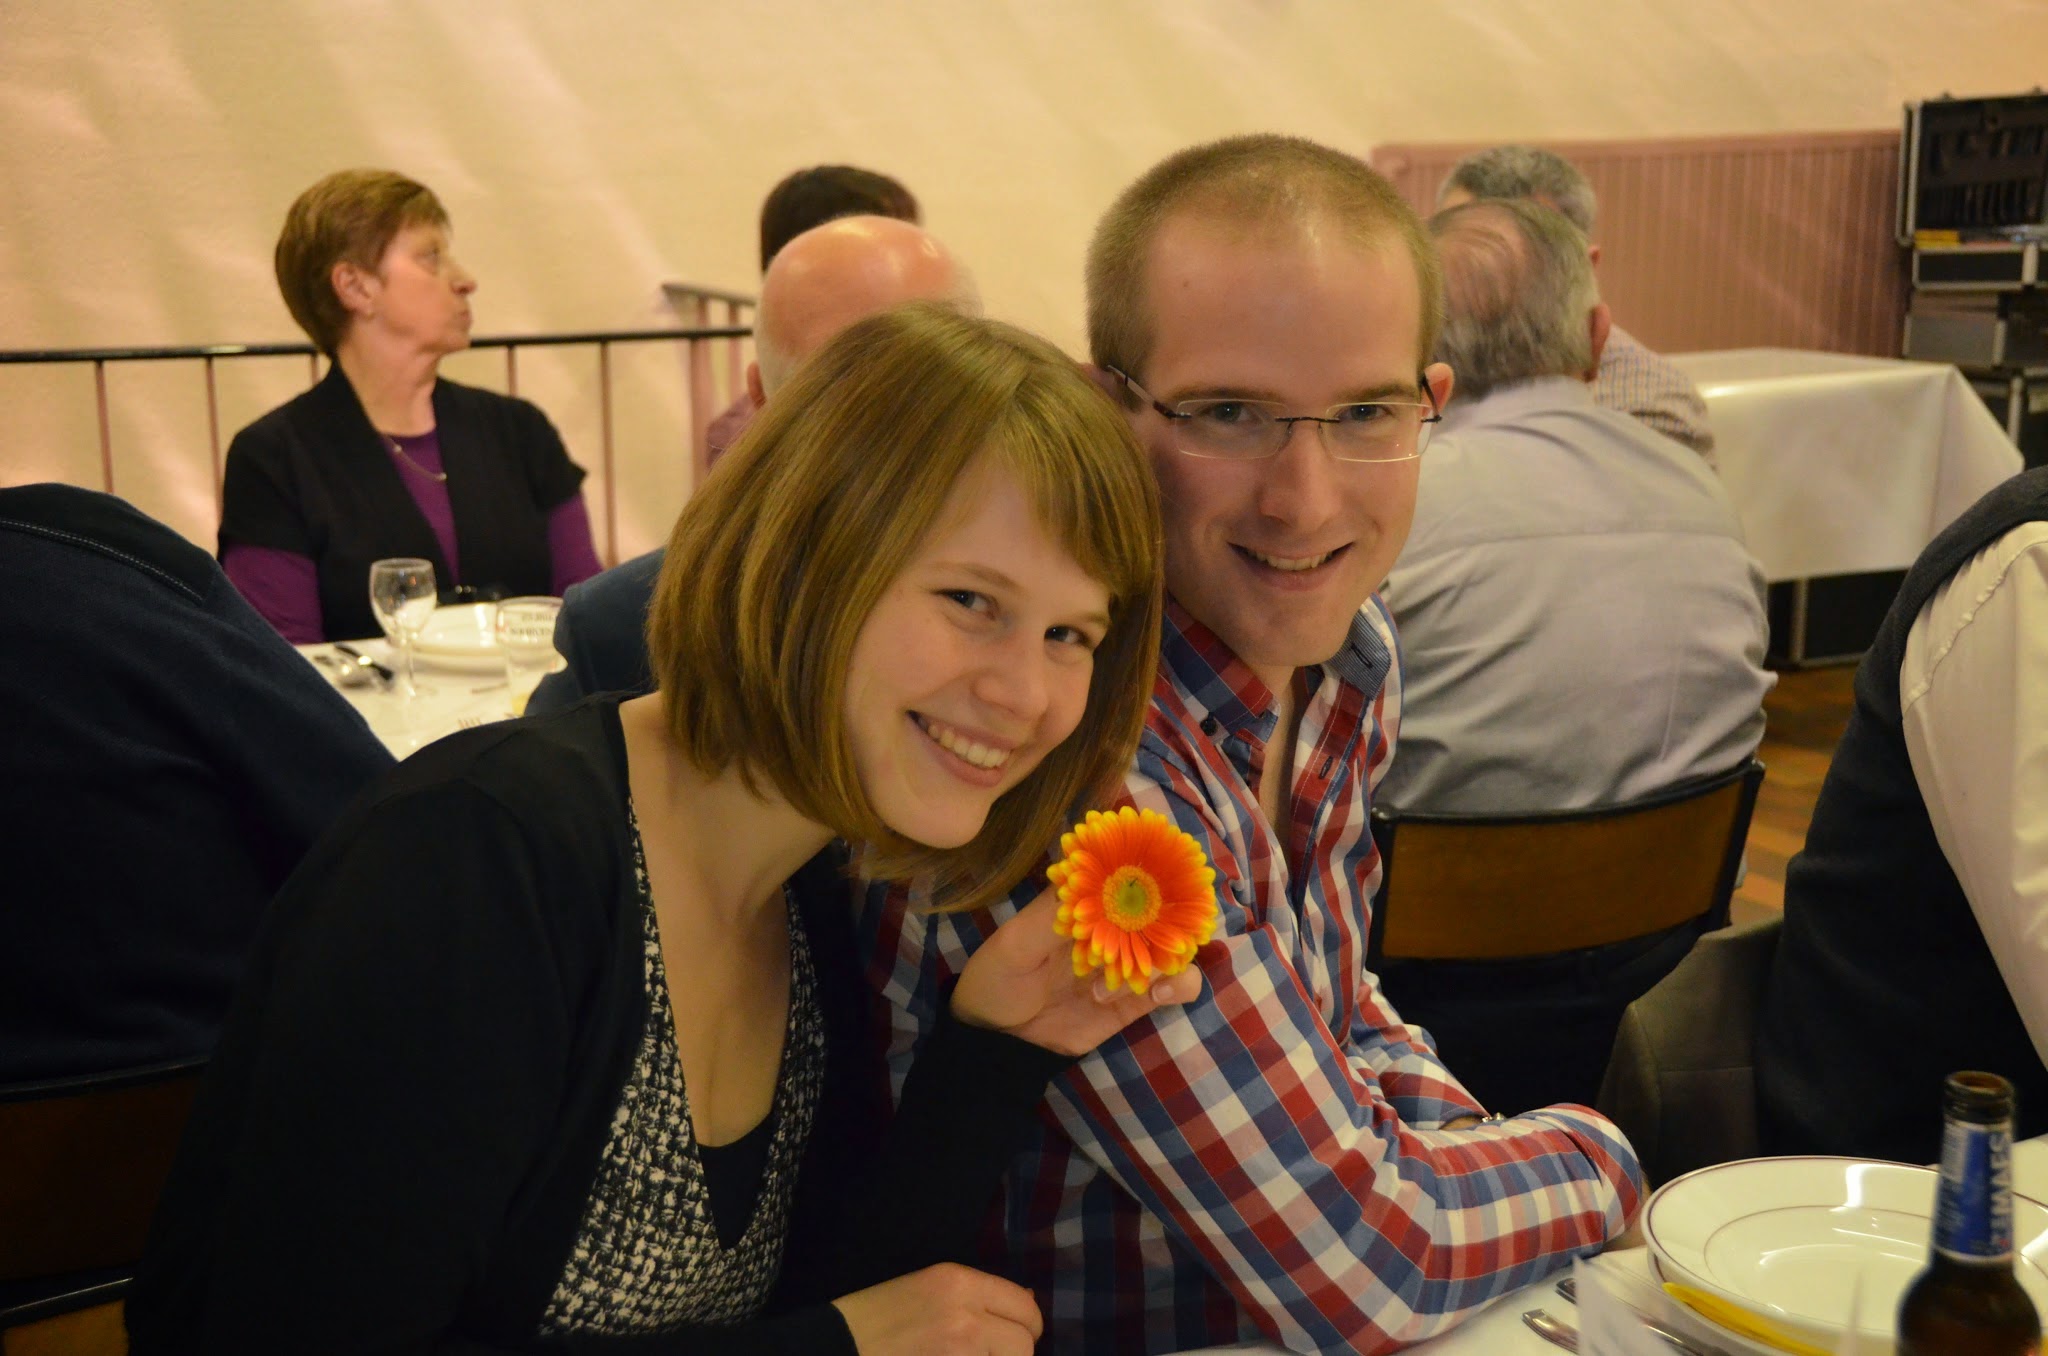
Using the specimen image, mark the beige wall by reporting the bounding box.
[4,0,2045,551]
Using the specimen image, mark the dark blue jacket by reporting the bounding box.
[526,547,665,714]
[0,483,392,1081]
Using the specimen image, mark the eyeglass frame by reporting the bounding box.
[1104,365,1443,463]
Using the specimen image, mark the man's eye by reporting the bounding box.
[1333,403,1394,425]
[1188,401,1266,428]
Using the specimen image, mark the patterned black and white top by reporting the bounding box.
[539,808,825,1336]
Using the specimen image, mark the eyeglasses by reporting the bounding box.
[1107,367,1442,463]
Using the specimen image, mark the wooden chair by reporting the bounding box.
[1367,759,1765,1113]
[0,1058,204,1355]
[1597,914,1784,1187]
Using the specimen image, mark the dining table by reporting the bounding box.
[1175,1135,2048,1356]
[297,637,520,756]
[1669,349,2021,585]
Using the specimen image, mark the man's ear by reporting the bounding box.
[1422,361,1455,413]
[1586,303,1612,379]
[1086,363,1125,403]
[1587,241,1604,269]
[745,360,765,408]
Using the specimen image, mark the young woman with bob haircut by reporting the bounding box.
[128,302,1181,1356]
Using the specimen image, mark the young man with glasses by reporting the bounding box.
[861,135,1642,1353]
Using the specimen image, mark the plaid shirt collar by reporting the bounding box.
[1158,593,1394,743]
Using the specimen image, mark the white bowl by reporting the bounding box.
[1644,1155,2048,1352]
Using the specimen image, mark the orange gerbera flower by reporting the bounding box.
[1049,806,1218,994]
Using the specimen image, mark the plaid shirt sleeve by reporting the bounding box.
[1594,325,1716,464]
[1038,727,1643,1351]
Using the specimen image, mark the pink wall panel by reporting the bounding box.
[1374,131,1909,358]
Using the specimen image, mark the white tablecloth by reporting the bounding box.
[1180,1137,2048,1355]
[1671,349,2021,584]
[297,641,518,756]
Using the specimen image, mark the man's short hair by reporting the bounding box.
[758,165,920,271]
[1086,134,1444,381]
[1430,198,1600,402]
[274,169,449,356]
[1439,145,1598,235]
[646,302,1163,912]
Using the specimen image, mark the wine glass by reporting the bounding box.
[368,557,438,700]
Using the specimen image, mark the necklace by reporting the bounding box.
[382,432,449,483]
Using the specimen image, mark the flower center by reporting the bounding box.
[1101,865,1163,931]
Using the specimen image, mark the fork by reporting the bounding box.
[456,715,487,730]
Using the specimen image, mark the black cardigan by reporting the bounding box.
[218,365,586,640]
[126,698,1070,1354]
[1758,466,2048,1163]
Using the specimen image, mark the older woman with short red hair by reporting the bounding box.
[220,169,600,642]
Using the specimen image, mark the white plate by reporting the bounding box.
[410,602,502,670]
[1645,1155,2048,1352]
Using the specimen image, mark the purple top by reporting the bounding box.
[223,429,602,644]
[704,392,757,470]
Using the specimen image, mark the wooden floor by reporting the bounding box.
[1729,664,1856,924]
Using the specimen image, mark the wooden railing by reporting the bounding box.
[664,282,758,483]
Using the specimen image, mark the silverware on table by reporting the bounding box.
[1524,1300,1725,1356]
[1556,1275,1577,1304]
[313,650,377,688]
[1523,1309,1579,1352]
[332,642,395,686]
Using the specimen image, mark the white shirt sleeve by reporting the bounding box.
[1900,520,2048,1067]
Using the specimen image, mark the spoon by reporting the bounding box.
[331,643,394,687]
[1523,1309,1579,1352]
[313,651,373,688]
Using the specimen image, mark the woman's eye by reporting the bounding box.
[939,589,993,616]
[1047,625,1099,651]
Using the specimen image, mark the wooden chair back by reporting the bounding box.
[1,1290,129,1356]
[0,1059,201,1285]
[1368,760,1765,963]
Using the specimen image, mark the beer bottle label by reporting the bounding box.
[1933,1118,2016,1262]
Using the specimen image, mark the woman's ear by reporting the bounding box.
[331,259,377,318]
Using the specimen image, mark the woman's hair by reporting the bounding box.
[646,302,1164,912]
[274,169,449,356]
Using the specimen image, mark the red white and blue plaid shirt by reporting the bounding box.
[858,596,1643,1354]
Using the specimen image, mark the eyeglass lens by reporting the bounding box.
[1174,400,1434,461]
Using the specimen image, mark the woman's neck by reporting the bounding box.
[617,694,835,928]
[334,337,441,436]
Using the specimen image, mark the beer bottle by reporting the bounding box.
[1897,1071,2041,1355]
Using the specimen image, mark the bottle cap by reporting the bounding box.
[1944,1070,2017,1126]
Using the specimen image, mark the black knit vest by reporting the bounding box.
[1757,466,2048,1165]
